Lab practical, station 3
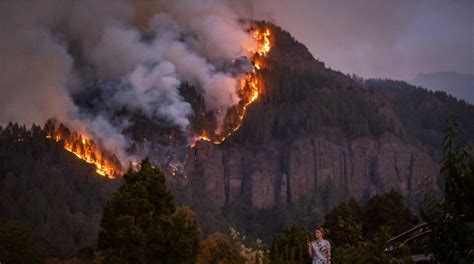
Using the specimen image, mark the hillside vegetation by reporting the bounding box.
[233,23,402,145]
[365,79,474,159]
[0,122,118,256]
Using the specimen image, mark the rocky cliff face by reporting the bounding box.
[179,23,440,209]
[185,133,438,209]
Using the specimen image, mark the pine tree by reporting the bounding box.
[98,159,200,263]
[422,116,474,262]
[363,190,416,238]
[270,225,310,264]
[0,223,45,264]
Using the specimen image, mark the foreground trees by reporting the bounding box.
[0,223,45,264]
[269,191,416,263]
[98,159,199,264]
[196,233,245,264]
[422,118,474,262]
[269,225,311,264]
[324,192,415,263]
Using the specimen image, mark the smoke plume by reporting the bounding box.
[0,0,258,163]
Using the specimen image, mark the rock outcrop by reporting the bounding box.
[185,133,439,209]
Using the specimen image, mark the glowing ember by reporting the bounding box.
[45,126,122,178]
[191,27,272,147]
[189,133,215,148]
[169,162,181,177]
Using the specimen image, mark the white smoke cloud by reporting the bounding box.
[0,0,257,164]
[125,62,192,130]
[152,17,240,117]
[156,0,257,60]
[86,115,130,164]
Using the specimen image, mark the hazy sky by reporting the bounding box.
[254,0,473,80]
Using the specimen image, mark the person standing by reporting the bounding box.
[307,226,331,264]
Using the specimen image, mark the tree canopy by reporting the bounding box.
[0,223,45,264]
[422,117,474,262]
[98,159,200,263]
[322,191,416,262]
[196,233,245,264]
[269,224,311,264]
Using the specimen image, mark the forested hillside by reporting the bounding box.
[365,79,474,159]
[0,123,119,256]
[1,22,473,260]
[232,23,402,145]
[179,23,442,243]
[410,72,474,105]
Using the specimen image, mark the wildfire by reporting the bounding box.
[191,27,272,147]
[45,126,122,178]
[189,133,214,148]
[253,28,271,56]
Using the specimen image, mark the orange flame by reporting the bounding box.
[46,131,121,178]
[189,132,216,148]
[191,27,271,147]
[253,28,271,56]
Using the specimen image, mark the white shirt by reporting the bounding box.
[311,239,330,260]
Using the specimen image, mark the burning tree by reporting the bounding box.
[43,119,123,178]
[190,25,273,146]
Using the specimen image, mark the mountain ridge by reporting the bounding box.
[1,21,473,255]
[182,23,441,210]
[409,71,474,105]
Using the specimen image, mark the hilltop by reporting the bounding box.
[1,21,473,255]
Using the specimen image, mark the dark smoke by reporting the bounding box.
[0,0,258,164]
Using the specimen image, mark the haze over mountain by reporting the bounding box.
[251,0,474,90]
[2,19,473,256]
[409,72,474,105]
[1,0,473,259]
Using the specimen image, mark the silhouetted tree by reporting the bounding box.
[270,225,310,264]
[196,233,245,264]
[98,159,199,264]
[324,198,363,246]
[363,190,416,238]
[0,223,45,264]
[422,116,474,262]
[323,194,415,262]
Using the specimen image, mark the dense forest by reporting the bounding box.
[231,23,401,146]
[2,128,472,262]
[1,22,473,263]
[0,122,119,256]
[364,79,474,159]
